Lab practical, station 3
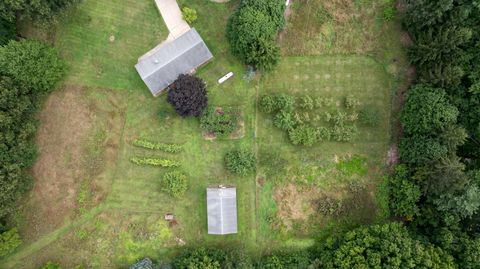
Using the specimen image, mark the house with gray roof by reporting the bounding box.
[135,28,213,96]
[206,187,238,235]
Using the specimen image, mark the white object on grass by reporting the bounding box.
[218,72,234,84]
[286,0,290,6]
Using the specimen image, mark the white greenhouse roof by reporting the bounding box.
[207,187,238,235]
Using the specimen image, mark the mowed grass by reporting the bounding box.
[56,0,168,90]
[2,0,404,267]
[255,55,393,242]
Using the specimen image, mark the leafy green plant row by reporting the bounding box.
[130,157,180,167]
[132,139,183,153]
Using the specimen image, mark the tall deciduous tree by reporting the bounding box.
[0,40,66,92]
[226,6,277,70]
[239,0,286,30]
[316,222,456,269]
[401,85,458,136]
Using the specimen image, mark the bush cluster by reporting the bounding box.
[260,93,362,145]
[224,148,256,176]
[132,139,182,153]
[130,157,180,167]
[162,171,188,198]
[181,7,197,24]
[200,107,240,137]
[0,228,21,257]
[260,94,295,114]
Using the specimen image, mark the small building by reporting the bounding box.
[135,28,213,96]
[206,186,238,235]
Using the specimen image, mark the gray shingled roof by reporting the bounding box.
[135,28,213,96]
[207,187,238,235]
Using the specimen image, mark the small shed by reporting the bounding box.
[135,28,213,96]
[206,187,238,235]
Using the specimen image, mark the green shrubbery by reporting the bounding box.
[224,148,256,176]
[130,157,180,167]
[162,171,188,197]
[0,228,21,257]
[260,93,364,146]
[288,125,318,146]
[181,7,197,24]
[132,139,182,153]
[200,107,240,137]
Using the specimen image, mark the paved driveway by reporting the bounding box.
[155,0,190,40]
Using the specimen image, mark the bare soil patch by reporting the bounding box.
[20,86,125,242]
[273,184,318,230]
[21,86,93,241]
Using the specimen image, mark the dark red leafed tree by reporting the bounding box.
[167,74,208,117]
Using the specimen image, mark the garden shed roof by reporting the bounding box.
[207,187,238,235]
[135,28,213,96]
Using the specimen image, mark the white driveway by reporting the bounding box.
[155,0,190,40]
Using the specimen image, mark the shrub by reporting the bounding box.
[331,125,357,142]
[300,95,314,110]
[132,139,182,153]
[260,94,295,113]
[181,7,197,24]
[130,157,180,167]
[344,95,360,109]
[260,95,277,113]
[288,125,318,146]
[317,127,331,141]
[359,107,381,126]
[331,111,348,126]
[275,94,295,111]
[274,110,297,131]
[163,171,188,197]
[383,3,396,22]
[225,148,256,176]
[0,40,66,92]
[200,107,240,137]
[0,228,21,257]
[167,74,208,117]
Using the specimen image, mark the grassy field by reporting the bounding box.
[1,0,407,268]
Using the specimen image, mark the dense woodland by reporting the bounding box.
[1,0,480,268]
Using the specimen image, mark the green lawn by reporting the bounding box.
[1,0,405,268]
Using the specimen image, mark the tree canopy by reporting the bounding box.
[316,223,456,269]
[167,74,208,117]
[0,40,66,92]
[401,85,458,136]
